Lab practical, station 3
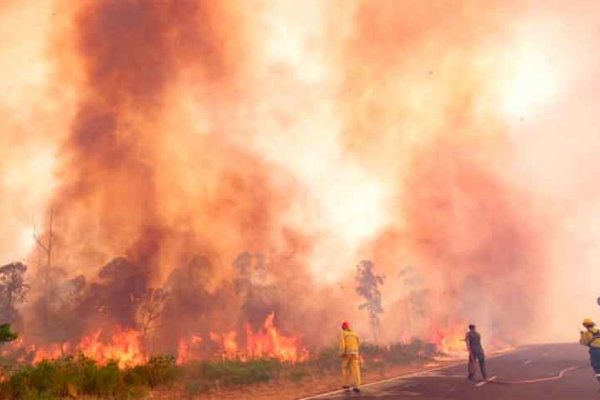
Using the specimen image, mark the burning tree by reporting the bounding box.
[356,260,385,341]
[91,257,149,328]
[0,262,29,324]
[137,287,169,337]
[161,255,215,354]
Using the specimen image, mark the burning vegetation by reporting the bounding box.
[1,1,581,394]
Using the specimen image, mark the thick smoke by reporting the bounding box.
[335,0,545,343]
[2,0,600,355]
[20,0,337,352]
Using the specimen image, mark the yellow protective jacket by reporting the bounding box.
[339,329,360,355]
[580,327,600,348]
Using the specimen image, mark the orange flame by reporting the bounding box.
[245,312,308,363]
[429,325,469,358]
[176,335,202,365]
[4,328,146,368]
[4,314,306,367]
[178,312,308,363]
[210,331,238,359]
[32,342,68,364]
[77,329,146,368]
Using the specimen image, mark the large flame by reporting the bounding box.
[4,313,305,367]
[5,328,145,368]
[428,325,470,359]
[177,312,308,364]
[244,313,308,363]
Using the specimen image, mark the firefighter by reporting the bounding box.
[339,321,361,393]
[466,324,487,381]
[579,318,600,387]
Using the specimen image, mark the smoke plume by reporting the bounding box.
[1,0,600,356]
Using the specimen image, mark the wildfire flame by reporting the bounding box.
[176,335,203,365]
[2,0,585,360]
[0,312,308,368]
[209,331,238,360]
[177,312,308,364]
[77,329,146,368]
[4,328,145,368]
[429,325,469,359]
[245,313,308,363]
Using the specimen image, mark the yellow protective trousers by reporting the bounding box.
[341,354,361,387]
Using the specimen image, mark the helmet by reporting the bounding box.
[341,321,350,330]
[583,318,595,327]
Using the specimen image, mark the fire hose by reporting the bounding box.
[481,364,586,385]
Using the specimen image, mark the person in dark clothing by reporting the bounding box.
[466,324,487,381]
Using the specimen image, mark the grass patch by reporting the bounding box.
[0,354,177,399]
[184,358,283,393]
[361,339,436,365]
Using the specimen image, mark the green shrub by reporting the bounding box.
[182,358,283,393]
[0,354,175,399]
[359,340,436,366]
[201,359,281,386]
[0,324,18,343]
[124,355,178,388]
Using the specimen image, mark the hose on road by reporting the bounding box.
[483,364,586,385]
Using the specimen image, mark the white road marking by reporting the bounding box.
[298,350,517,400]
[524,360,532,365]
[475,376,497,387]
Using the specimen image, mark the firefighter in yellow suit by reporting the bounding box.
[339,321,361,393]
[580,318,600,387]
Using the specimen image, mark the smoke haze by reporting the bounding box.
[0,0,599,353]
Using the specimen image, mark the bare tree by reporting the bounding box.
[356,260,385,342]
[33,210,55,330]
[137,288,170,337]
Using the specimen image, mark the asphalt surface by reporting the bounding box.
[302,343,600,399]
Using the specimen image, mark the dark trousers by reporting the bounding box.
[589,347,600,384]
[468,348,487,380]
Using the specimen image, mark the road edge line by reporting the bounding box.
[297,349,518,400]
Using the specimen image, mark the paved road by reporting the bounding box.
[302,343,600,399]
